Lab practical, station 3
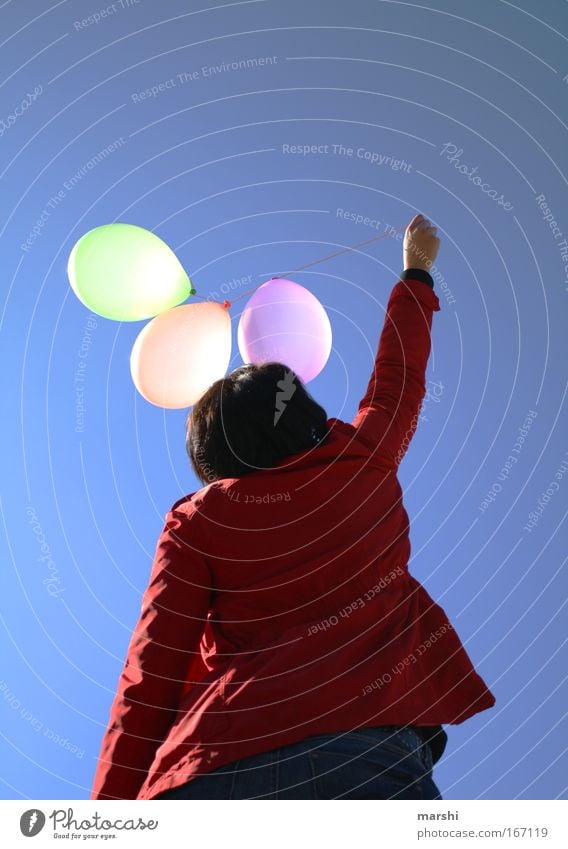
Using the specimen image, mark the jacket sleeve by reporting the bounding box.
[351,276,441,467]
[90,506,212,800]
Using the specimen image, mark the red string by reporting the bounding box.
[191,225,405,309]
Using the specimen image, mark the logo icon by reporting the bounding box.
[20,809,46,837]
[274,369,296,425]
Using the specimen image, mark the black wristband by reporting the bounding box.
[400,268,434,289]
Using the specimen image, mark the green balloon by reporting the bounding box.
[68,223,192,321]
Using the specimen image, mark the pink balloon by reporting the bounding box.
[130,302,232,409]
[237,277,332,382]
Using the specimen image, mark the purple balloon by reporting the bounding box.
[237,277,332,383]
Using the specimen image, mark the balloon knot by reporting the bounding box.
[222,299,231,309]
[189,287,197,295]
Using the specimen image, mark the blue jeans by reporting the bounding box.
[154,726,443,799]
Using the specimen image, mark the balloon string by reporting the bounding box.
[190,225,405,308]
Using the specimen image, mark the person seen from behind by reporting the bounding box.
[92,214,496,800]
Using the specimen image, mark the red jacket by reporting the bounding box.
[91,277,496,800]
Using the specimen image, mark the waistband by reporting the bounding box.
[369,724,447,765]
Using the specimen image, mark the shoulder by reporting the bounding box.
[323,417,355,443]
[325,416,372,449]
[327,418,398,473]
[168,480,228,524]
[170,491,200,514]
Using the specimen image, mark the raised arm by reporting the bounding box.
[91,504,212,800]
[352,214,441,467]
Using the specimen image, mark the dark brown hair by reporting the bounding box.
[186,362,328,485]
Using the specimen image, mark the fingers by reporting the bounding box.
[417,217,437,232]
[407,214,439,239]
[407,213,425,231]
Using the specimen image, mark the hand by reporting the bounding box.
[403,214,440,271]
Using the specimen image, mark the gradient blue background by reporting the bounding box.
[1,0,567,800]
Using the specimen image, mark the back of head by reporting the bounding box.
[186,362,328,485]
